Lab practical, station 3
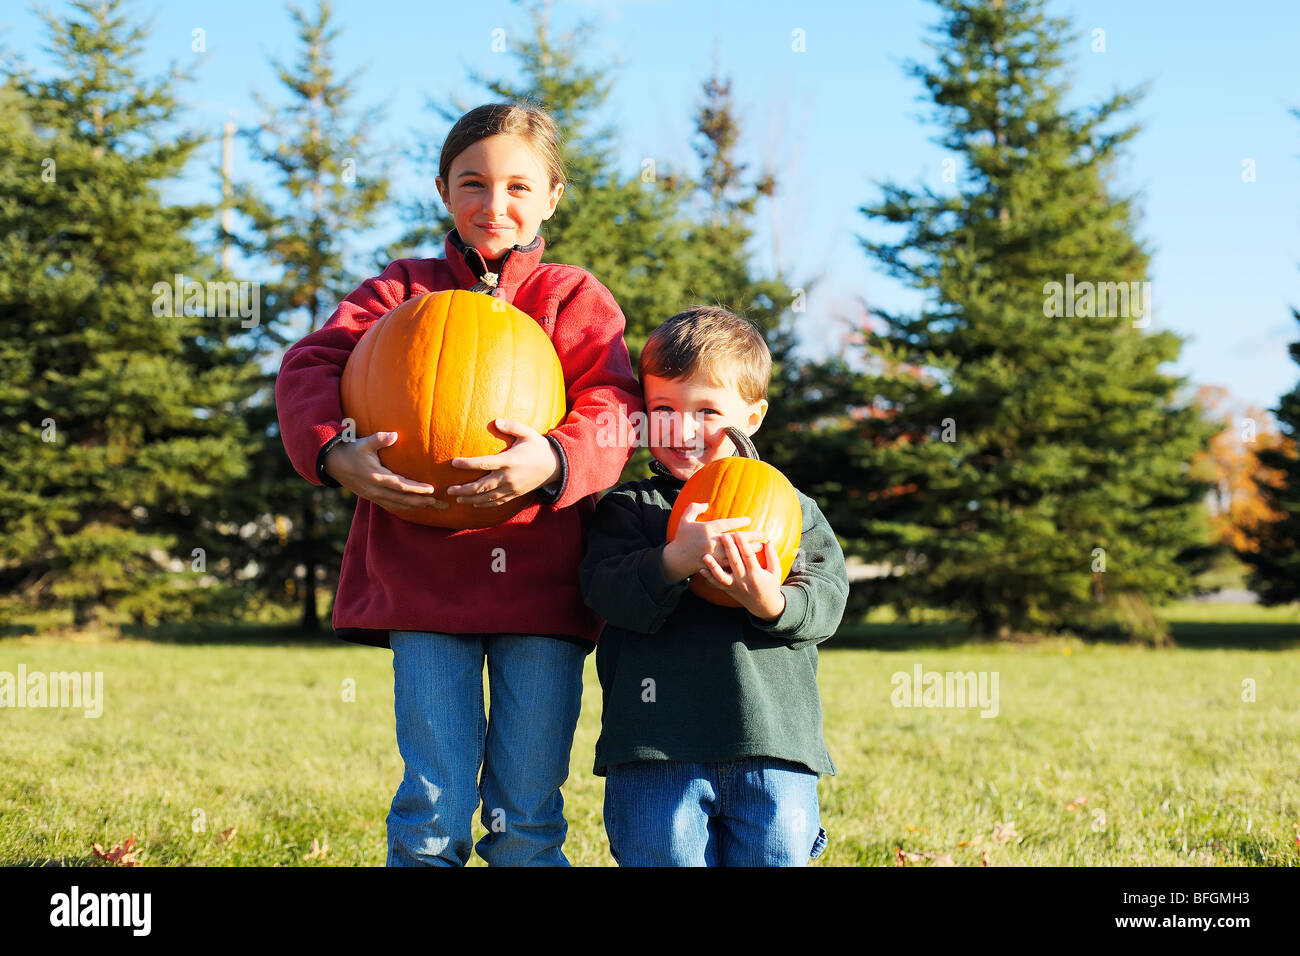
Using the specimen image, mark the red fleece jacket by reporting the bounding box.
[275,231,643,649]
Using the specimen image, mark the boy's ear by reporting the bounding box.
[744,399,769,435]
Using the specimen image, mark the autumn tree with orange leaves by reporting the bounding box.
[1192,385,1293,554]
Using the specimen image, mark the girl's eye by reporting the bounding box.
[510,183,529,191]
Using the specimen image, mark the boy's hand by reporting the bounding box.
[662,501,766,583]
[445,419,561,507]
[698,535,787,622]
[323,431,447,512]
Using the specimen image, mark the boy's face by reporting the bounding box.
[643,372,768,482]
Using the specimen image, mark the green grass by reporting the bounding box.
[1,604,1297,866]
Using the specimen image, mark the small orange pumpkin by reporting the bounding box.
[339,288,567,528]
[665,427,803,607]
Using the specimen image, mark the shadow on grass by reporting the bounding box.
[0,619,359,648]
[826,620,1300,651]
[7,857,98,867]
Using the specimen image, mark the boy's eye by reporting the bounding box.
[510,183,529,191]
[699,408,720,416]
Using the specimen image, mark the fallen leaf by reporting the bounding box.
[894,846,907,867]
[1066,796,1089,811]
[905,824,919,832]
[934,853,956,867]
[992,821,1019,843]
[216,825,238,845]
[91,837,140,867]
[980,850,990,866]
[303,837,329,861]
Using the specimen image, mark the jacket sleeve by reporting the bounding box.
[578,486,690,634]
[543,275,644,509]
[274,260,414,486]
[747,494,849,649]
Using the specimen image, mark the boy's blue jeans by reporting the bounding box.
[386,630,586,866]
[603,757,829,866]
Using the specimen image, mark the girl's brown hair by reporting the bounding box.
[439,103,566,189]
[639,306,772,406]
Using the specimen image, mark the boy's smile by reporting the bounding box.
[643,373,768,482]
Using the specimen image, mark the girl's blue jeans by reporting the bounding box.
[602,757,830,866]
[386,630,586,866]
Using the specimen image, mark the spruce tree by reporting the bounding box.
[851,0,1215,641]
[1238,318,1300,604]
[0,0,257,631]
[235,0,391,632]
[674,73,808,469]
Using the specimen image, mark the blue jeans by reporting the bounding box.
[386,631,586,866]
[602,757,829,866]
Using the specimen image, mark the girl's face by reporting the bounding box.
[643,373,768,483]
[436,134,564,264]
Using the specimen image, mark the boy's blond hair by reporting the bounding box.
[639,306,771,406]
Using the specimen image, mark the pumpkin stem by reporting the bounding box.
[724,425,759,460]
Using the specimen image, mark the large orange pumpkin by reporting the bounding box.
[339,288,567,528]
[665,427,803,607]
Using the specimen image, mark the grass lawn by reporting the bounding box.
[1,602,1297,866]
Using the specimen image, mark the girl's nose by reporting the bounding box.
[488,186,511,216]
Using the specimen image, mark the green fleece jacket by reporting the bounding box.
[579,460,850,777]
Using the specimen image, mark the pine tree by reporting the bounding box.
[674,73,807,468]
[850,0,1216,642]
[234,0,391,632]
[0,1,257,631]
[1238,317,1300,604]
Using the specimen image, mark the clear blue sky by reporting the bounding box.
[6,0,1299,417]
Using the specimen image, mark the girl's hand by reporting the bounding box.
[322,431,448,512]
[698,535,787,622]
[446,419,561,507]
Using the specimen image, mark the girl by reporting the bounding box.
[274,103,643,866]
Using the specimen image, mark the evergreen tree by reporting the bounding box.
[674,73,808,470]
[1237,317,1300,604]
[0,0,256,631]
[849,0,1215,641]
[234,0,391,632]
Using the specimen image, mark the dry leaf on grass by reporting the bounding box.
[992,821,1019,843]
[303,838,329,861]
[934,853,956,867]
[90,837,140,867]
[216,825,238,845]
[1066,796,1089,811]
[980,850,990,866]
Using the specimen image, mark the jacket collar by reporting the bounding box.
[649,458,679,482]
[445,229,545,301]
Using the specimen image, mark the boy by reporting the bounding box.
[578,306,850,866]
